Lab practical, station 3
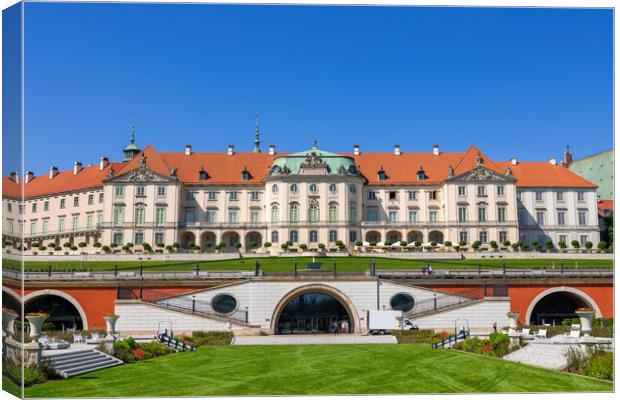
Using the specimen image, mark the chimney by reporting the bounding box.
[25,171,34,184]
[49,166,58,179]
[227,144,234,156]
[268,145,276,156]
[394,144,401,156]
[73,161,83,175]
[185,144,192,156]
[549,158,557,166]
[433,145,440,156]
[99,157,109,171]
[10,171,19,183]
[510,157,518,166]
[563,146,573,166]
[353,144,360,156]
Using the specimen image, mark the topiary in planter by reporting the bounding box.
[78,242,87,248]
[102,245,111,253]
[263,242,272,248]
[558,241,567,249]
[369,241,377,247]
[472,241,481,251]
[94,242,102,248]
[318,243,326,249]
[299,243,308,251]
[503,240,511,247]
[63,242,71,248]
[571,240,580,249]
[143,243,152,252]
[400,241,407,247]
[585,241,593,250]
[490,241,498,251]
[444,241,452,247]
[70,246,78,251]
[355,240,363,246]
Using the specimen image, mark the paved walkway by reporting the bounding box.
[232,334,398,345]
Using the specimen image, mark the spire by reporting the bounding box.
[130,118,135,144]
[253,114,260,153]
[123,118,141,161]
[312,138,318,150]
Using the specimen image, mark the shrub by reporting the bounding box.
[444,241,452,247]
[299,243,308,251]
[78,242,87,248]
[503,240,511,246]
[545,240,554,250]
[430,241,437,247]
[461,337,483,353]
[38,245,47,251]
[280,243,288,250]
[531,240,541,251]
[264,242,272,248]
[384,241,392,246]
[63,242,71,248]
[369,241,377,247]
[156,242,165,248]
[585,241,593,250]
[521,243,530,251]
[101,245,111,253]
[110,243,118,248]
[172,242,181,248]
[143,243,152,252]
[558,241,567,249]
[511,243,519,251]
[355,240,363,246]
[94,242,102,248]
[166,245,174,251]
[48,243,56,248]
[188,331,234,346]
[472,241,481,251]
[126,242,134,248]
[335,240,344,247]
[70,245,78,251]
[414,240,421,247]
[583,351,613,380]
[5,363,46,386]
[54,246,62,251]
[459,240,467,247]
[598,240,608,250]
[489,241,498,250]
[318,243,326,249]
[400,241,407,247]
[393,329,443,344]
[234,242,242,249]
[571,240,580,249]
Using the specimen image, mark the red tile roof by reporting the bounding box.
[597,200,613,217]
[2,177,20,199]
[3,144,599,198]
[496,161,597,188]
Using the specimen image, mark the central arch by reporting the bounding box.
[525,287,602,325]
[23,289,89,330]
[270,284,361,334]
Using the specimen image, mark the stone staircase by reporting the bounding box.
[503,341,578,370]
[43,349,123,378]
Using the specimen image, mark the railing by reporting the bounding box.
[377,268,614,279]
[3,269,253,281]
[404,293,480,318]
[178,222,267,229]
[13,227,100,239]
[145,289,249,323]
[157,329,196,351]
[432,329,470,349]
[360,220,518,228]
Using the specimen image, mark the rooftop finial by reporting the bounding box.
[130,118,135,144]
[312,138,317,150]
[253,114,260,153]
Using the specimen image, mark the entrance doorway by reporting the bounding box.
[276,292,352,334]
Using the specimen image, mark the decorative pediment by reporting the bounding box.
[447,166,516,183]
[299,151,329,175]
[105,166,177,184]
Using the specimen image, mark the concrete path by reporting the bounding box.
[232,334,398,345]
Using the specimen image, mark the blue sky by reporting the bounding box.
[8,4,615,175]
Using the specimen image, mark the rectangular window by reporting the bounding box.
[388,191,397,200]
[99,193,104,203]
[458,207,467,222]
[73,196,79,207]
[407,191,418,200]
[429,211,438,223]
[60,199,66,209]
[459,231,468,244]
[185,210,195,224]
[18,204,23,214]
[157,186,166,197]
[556,191,564,201]
[207,191,218,201]
[518,211,526,225]
[42,219,49,234]
[578,211,587,226]
[535,192,543,202]
[329,206,338,222]
[250,211,259,224]
[367,209,378,222]
[113,233,124,245]
[536,211,545,225]
[290,231,298,243]
[229,191,239,201]
[497,207,506,222]
[388,211,398,223]
[44,201,49,211]
[577,192,585,202]
[499,231,507,243]
[206,211,216,223]
[135,208,145,226]
[134,232,144,245]
[136,186,146,197]
[349,231,357,243]
[497,185,505,196]
[87,215,93,229]
[309,206,319,222]
[479,231,488,243]
[229,211,238,223]
[186,191,196,201]
[30,221,36,235]
[32,203,37,213]
[97,213,103,226]
[580,235,588,246]
[250,191,260,201]
[72,216,79,232]
[557,211,566,226]
[477,186,486,196]
[349,207,357,223]
[309,231,318,243]
[368,191,377,200]
[155,208,165,226]
[7,221,13,234]
[88,194,94,205]
[271,231,279,243]
[458,186,466,196]
[114,207,124,226]
[428,191,437,200]
[155,233,164,246]
[329,230,338,242]
[409,210,418,223]
[115,186,124,197]
[559,235,568,245]
[478,207,486,222]
[7,203,12,212]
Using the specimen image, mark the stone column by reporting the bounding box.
[575,309,595,337]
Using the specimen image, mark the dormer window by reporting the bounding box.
[241,167,251,181]
[377,166,387,181]
[417,166,426,181]
[198,167,208,181]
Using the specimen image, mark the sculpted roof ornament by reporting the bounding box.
[505,166,512,176]
[139,154,147,168]
[301,151,327,169]
[476,152,484,166]
[448,165,454,177]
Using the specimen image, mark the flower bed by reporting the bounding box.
[453,333,517,357]
[179,331,233,346]
[112,337,173,363]
[566,347,613,381]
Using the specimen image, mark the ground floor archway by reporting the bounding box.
[181,232,196,249]
[407,230,423,243]
[526,287,602,325]
[245,231,262,250]
[429,230,444,244]
[365,231,381,243]
[386,230,402,244]
[201,231,217,252]
[24,293,85,331]
[222,231,241,250]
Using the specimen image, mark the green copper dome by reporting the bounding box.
[270,144,359,177]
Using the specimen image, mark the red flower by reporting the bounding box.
[132,349,145,359]
[482,344,492,353]
[440,331,450,338]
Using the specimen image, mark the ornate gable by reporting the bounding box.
[447,165,516,183]
[105,162,178,184]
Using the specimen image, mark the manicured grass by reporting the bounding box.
[25,344,611,397]
[3,256,612,273]
[2,374,22,398]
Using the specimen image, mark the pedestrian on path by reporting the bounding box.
[493,322,497,333]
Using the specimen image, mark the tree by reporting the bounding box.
[598,240,608,251]
[400,241,407,247]
[444,240,452,247]
[472,241,481,251]
[511,243,519,251]
[63,242,71,248]
[78,242,87,248]
[503,240,511,247]
[263,242,272,248]
[355,240,363,247]
[571,240,580,249]
[430,241,437,247]
[459,240,467,247]
[318,243,326,250]
[102,245,111,253]
[545,240,554,251]
[143,243,152,252]
[414,240,421,247]
[531,240,541,251]
[489,241,498,251]
[280,243,288,250]
[300,243,308,251]
[585,241,593,250]
[558,241,567,249]
[93,242,102,248]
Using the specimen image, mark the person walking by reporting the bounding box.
[493,322,497,333]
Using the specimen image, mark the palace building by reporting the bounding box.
[2,130,601,254]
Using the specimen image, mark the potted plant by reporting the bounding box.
[585,241,593,253]
[597,240,607,253]
[369,241,377,247]
[263,242,272,249]
[472,241,481,252]
[571,240,580,253]
[299,243,308,252]
[443,241,452,252]
[102,245,111,253]
[142,243,152,253]
[489,241,498,252]
[234,242,242,252]
[26,312,49,342]
[318,243,326,252]
[506,311,520,329]
[2,308,18,335]
[280,243,288,251]
[78,242,87,248]
[531,240,541,252]
[545,240,554,252]
[166,244,174,253]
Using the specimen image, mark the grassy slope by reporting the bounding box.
[25,344,611,397]
[2,374,22,399]
[3,256,612,273]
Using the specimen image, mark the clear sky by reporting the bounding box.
[9,3,615,175]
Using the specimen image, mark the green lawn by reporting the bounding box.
[2,374,22,398]
[24,344,611,397]
[3,256,612,273]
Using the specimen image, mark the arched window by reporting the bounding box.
[271,231,279,243]
[272,184,279,194]
[329,203,338,222]
[309,230,318,243]
[290,203,299,223]
[309,204,319,222]
[290,184,298,193]
[271,204,279,222]
[329,183,337,193]
[309,183,318,193]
